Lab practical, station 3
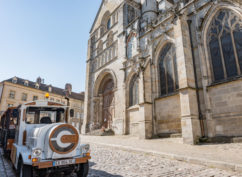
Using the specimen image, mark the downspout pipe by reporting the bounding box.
[187,20,205,138]
[65,96,70,123]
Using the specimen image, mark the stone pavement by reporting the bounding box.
[88,143,242,177]
[1,144,242,177]
[81,135,242,173]
[0,149,16,177]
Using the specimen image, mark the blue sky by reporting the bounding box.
[0,0,101,93]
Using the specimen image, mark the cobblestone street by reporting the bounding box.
[88,143,242,177]
[1,144,242,177]
[0,149,16,177]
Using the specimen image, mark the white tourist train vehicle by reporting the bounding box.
[7,98,90,177]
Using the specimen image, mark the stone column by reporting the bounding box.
[81,39,93,134]
[174,17,201,144]
[138,66,153,139]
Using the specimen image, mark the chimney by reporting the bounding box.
[65,83,72,95]
[36,77,42,85]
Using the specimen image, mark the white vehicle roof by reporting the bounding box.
[22,100,66,107]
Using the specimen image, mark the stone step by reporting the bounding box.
[170,133,182,138]
[232,137,242,143]
[86,129,115,136]
[157,133,182,138]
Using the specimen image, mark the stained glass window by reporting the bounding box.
[127,5,136,24]
[107,18,111,30]
[159,43,178,96]
[207,9,242,82]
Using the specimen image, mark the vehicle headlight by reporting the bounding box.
[32,148,42,157]
[81,144,90,154]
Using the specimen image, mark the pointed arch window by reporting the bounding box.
[127,5,136,24]
[159,43,178,96]
[107,18,111,30]
[129,75,139,106]
[100,11,111,37]
[207,9,242,82]
[127,33,136,59]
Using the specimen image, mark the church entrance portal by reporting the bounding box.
[102,79,114,129]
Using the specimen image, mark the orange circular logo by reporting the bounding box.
[49,124,79,154]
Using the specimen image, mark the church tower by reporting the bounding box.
[141,0,157,23]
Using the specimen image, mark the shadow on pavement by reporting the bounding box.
[89,162,123,177]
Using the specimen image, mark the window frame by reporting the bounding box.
[107,18,111,30]
[21,93,28,101]
[158,43,179,97]
[33,96,38,101]
[127,32,136,59]
[207,9,242,83]
[9,90,16,99]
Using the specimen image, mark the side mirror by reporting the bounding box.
[70,109,74,118]
[12,109,18,118]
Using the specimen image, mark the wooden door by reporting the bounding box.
[102,80,114,129]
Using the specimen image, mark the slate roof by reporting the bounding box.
[3,77,84,101]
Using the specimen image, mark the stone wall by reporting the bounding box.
[155,94,181,135]
[207,80,242,137]
[127,106,140,135]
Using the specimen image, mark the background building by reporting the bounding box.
[83,0,242,144]
[0,76,84,131]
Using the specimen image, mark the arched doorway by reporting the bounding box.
[101,79,114,129]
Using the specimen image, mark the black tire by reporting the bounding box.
[3,132,7,150]
[19,161,33,177]
[76,161,89,177]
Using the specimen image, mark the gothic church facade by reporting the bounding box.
[82,0,242,144]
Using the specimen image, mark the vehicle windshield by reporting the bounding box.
[26,107,65,124]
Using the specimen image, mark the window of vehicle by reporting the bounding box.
[25,107,65,124]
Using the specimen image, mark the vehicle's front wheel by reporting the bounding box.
[76,161,89,177]
[19,161,33,177]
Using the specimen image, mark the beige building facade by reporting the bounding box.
[82,0,242,144]
[0,77,84,131]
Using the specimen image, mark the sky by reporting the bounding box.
[0,0,101,93]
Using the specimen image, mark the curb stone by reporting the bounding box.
[84,141,242,173]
